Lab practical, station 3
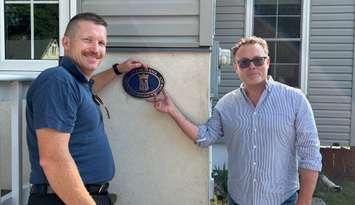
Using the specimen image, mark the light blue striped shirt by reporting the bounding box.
[197,77,322,205]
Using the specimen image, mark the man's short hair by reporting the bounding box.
[64,12,107,37]
[231,36,269,57]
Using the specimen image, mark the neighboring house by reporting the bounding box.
[213,0,355,167]
[40,39,59,60]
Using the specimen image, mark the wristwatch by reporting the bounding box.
[112,63,123,75]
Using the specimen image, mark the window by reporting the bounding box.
[0,0,73,71]
[4,0,59,59]
[253,0,302,88]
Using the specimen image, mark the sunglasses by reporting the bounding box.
[92,94,110,119]
[236,56,268,69]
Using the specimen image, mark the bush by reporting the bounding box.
[212,164,228,201]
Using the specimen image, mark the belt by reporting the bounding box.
[30,183,109,195]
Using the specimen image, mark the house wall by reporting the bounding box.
[0,55,211,204]
[97,52,211,205]
[215,0,355,147]
[215,0,244,99]
[212,0,355,167]
[80,0,214,47]
[212,0,244,166]
[2,0,214,203]
[0,54,211,205]
[78,1,214,203]
[308,0,355,146]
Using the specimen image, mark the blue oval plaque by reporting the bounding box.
[122,67,165,98]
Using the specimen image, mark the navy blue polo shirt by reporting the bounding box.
[26,56,115,184]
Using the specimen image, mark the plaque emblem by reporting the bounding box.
[122,67,165,98]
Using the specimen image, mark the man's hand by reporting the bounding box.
[147,90,176,114]
[92,59,148,93]
[117,59,148,74]
[146,89,199,142]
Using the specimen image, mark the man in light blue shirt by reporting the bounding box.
[149,36,322,205]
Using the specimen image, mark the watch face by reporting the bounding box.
[122,67,165,98]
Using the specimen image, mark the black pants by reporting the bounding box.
[27,193,113,205]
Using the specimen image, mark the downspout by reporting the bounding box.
[350,2,355,148]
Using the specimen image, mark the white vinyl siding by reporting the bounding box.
[308,0,355,146]
[80,0,214,47]
[215,0,244,99]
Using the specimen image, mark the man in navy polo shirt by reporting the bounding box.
[26,12,146,205]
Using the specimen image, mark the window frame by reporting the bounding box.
[0,0,76,73]
[245,0,310,94]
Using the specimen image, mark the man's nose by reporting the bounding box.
[89,42,100,53]
[248,61,257,69]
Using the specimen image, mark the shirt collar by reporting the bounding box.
[59,56,90,83]
[265,76,274,92]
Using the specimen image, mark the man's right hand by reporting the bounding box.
[147,89,175,114]
[147,89,199,142]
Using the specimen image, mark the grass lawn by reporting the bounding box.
[314,177,355,205]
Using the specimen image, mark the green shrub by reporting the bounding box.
[212,164,228,201]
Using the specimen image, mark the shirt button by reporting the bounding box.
[253,162,257,166]
[254,128,256,132]
[253,179,257,182]
[253,112,257,115]
[253,145,256,149]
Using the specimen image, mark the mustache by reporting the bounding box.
[82,50,104,59]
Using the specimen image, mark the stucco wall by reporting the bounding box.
[97,52,210,205]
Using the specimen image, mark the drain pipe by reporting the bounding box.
[319,174,342,192]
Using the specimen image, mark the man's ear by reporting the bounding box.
[265,57,271,71]
[266,57,271,65]
[62,36,70,49]
[233,63,239,74]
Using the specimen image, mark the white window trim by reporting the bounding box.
[0,0,76,74]
[245,0,254,37]
[244,0,310,93]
